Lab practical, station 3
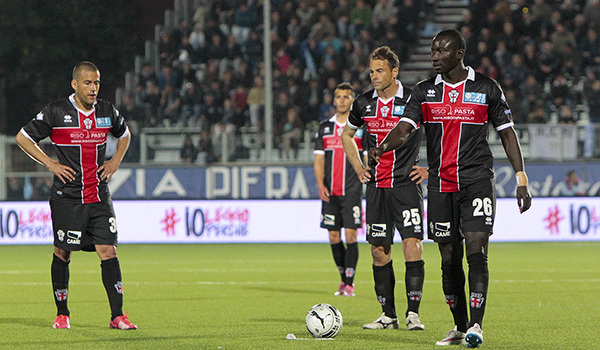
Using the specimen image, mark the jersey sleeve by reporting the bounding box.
[313,123,324,155]
[110,105,129,139]
[399,84,425,129]
[487,79,514,131]
[21,107,54,143]
[347,98,365,129]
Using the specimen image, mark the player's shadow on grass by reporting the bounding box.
[245,285,330,295]
[0,317,51,328]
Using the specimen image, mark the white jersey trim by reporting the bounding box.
[496,121,514,132]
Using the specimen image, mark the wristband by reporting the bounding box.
[516,171,528,187]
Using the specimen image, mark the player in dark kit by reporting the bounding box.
[314,83,366,297]
[15,61,138,330]
[370,30,532,348]
[341,46,428,331]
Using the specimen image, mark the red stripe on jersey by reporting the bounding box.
[50,111,109,203]
[323,122,363,196]
[364,99,398,187]
[375,133,394,187]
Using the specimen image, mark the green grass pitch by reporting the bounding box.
[0,242,598,349]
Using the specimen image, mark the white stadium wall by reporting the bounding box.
[0,198,598,245]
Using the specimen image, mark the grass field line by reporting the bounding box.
[3,277,599,287]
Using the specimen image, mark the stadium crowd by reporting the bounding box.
[116,0,600,163]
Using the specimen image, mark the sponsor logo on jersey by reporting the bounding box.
[470,293,485,308]
[324,126,330,134]
[57,229,65,242]
[427,89,436,97]
[368,223,387,237]
[464,92,486,104]
[365,105,372,113]
[66,230,82,245]
[63,115,73,123]
[448,89,459,104]
[393,105,405,116]
[55,288,68,301]
[96,117,112,127]
[431,221,451,237]
[485,217,493,225]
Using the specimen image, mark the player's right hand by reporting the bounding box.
[368,147,383,167]
[47,161,76,183]
[516,186,532,213]
[318,184,330,202]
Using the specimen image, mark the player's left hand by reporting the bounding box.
[98,159,120,181]
[516,186,532,213]
[410,165,428,184]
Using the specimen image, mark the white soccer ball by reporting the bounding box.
[305,303,343,338]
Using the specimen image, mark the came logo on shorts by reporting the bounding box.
[368,223,387,238]
[66,230,82,245]
[430,221,451,238]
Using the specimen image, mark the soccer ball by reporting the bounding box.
[305,303,343,338]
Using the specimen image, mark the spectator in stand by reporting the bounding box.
[350,0,372,39]
[580,28,600,67]
[231,1,257,45]
[584,78,600,123]
[493,41,512,71]
[160,84,181,126]
[158,31,177,66]
[557,104,577,124]
[141,80,161,126]
[296,0,316,28]
[247,76,265,129]
[318,91,335,122]
[537,41,561,81]
[199,94,223,128]
[549,73,573,109]
[281,107,304,160]
[7,177,23,201]
[476,56,498,80]
[503,53,530,89]
[561,170,585,196]
[180,134,197,164]
[180,82,203,127]
[584,0,600,29]
[528,103,549,124]
[157,65,181,92]
[212,120,236,162]
[333,0,352,38]
[137,62,157,95]
[243,30,263,71]
[520,74,544,114]
[197,129,216,164]
[504,88,528,124]
[530,0,553,25]
[551,23,577,61]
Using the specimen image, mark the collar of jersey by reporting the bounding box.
[435,66,475,87]
[69,94,97,117]
[372,79,404,100]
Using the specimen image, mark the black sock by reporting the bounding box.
[330,242,346,283]
[441,262,469,332]
[344,242,358,286]
[51,254,70,316]
[405,260,424,315]
[101,258,124,320]
[373,260,396,318]
[467,252,489,328]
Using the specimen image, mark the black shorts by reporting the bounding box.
[50,199,119,251]
[365,182,424,245]
[427,178,496,243]
[320,191,362,230]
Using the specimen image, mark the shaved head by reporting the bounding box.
[73,61,99,80]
